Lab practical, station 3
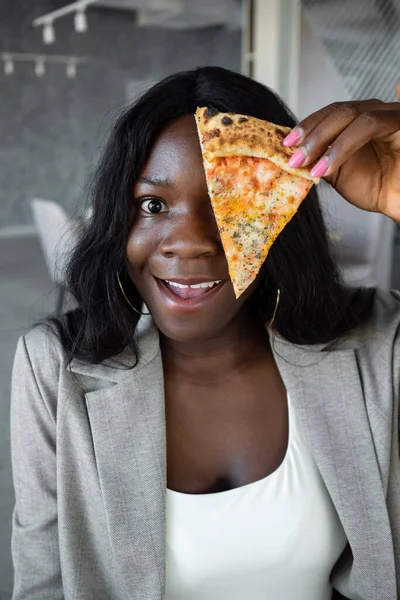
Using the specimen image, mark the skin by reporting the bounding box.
[126,85,400,494]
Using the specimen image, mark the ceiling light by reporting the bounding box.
[74,9,88,33]
[43,21,55,44]
[66,61,77,78]
[35,59,45,77]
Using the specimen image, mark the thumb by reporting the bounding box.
[396,80,400,101]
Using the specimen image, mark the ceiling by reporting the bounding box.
[95,0,243,29]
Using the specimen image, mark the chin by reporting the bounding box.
[151,310,234,345]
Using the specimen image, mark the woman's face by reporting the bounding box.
[126,114,257,343]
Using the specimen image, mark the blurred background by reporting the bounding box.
[0,0,399,596]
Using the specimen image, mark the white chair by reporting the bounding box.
[31,198,80,315]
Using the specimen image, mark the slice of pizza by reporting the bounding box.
[195,107,320,298]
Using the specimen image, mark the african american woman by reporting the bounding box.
[10,67,400,600]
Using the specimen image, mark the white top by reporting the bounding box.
[165,395,347,600]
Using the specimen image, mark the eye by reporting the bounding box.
[140,198,168,214]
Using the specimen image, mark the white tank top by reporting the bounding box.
[165,395,347,600]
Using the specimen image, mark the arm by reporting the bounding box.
[10,335,64,600]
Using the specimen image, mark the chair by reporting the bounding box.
[31,198,80,315]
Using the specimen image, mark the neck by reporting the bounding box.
[160,311,271,385]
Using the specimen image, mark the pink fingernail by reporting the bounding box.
[283,129,301,146]
[288,148,306,168]
[310,158,328,178]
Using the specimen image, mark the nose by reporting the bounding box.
[160,209,221,260]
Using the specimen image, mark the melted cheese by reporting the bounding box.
[205,156,312,297]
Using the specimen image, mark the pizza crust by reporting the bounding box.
[195,107,320,184]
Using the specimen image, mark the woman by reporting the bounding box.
[10,66,400,600]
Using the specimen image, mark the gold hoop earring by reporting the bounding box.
[268,288,281,328]
[117,271,151,316]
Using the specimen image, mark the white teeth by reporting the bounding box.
[166,281,188,288]
[165,280,222,289]
[191,281,218,289]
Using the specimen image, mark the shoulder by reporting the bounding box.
[335,288,400,347]
[19,323,66,371]
[11,325,73,429]
[12,323,74,404]
[343,288,400,379]
[371,288,400,327]
[355,288,400,346]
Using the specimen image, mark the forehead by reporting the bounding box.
[140,114,204,180]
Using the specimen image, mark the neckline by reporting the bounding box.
[167,393,294,498]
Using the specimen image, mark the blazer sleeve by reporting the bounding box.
[10,334,64,600]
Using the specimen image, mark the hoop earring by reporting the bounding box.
[268,288,281,328]
[117,271,151,316]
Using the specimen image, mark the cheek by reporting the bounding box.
[125,222,160,271]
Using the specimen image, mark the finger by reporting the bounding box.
[283,99,386,149]
[307,109,400,179]
[285,101,399,169]
[396,80,400,101]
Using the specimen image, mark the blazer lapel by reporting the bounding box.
[272,335,396,600]
[70,316,167,599]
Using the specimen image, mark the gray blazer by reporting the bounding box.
[10,289,400,600]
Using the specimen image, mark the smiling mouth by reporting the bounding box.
[160,279,223,300]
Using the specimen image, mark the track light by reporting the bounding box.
[1,52,86,80]
[4,56,14,75]
[74,9,88,33]
[66,61,77,78]
[34,59,45,77]
[43,21,55,44]
[34,2,98,44]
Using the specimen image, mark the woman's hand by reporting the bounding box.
[283,81,400,224]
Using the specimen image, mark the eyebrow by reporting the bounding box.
[136,176,171,186]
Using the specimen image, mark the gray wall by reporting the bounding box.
[0,1,241,229]
[298,13,396,289]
